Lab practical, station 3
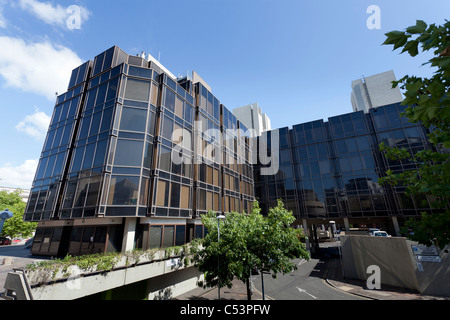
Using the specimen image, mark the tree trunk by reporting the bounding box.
[246,277,252,300]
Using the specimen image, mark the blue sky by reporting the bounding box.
[0,0,449,189]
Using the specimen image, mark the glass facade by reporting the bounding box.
[25,46,255,256]
[255,103,435,221]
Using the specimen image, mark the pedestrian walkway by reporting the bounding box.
[176,278,267,300]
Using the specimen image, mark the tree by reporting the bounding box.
[0,190,37,239]
[191,200,309,300]
[380,20,450,248]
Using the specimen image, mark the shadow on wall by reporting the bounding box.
[153,287,173,300]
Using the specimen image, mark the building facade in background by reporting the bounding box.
[232,102,271,137]
[351,70,403,113]
[24,46,254,257]
[254,102,436,237]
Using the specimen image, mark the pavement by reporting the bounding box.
[0,243,49,299]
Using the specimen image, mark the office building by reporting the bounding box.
[232,102,271,137]
[351,70,403,113]
[24,46,254,257]
[254,103,436,236]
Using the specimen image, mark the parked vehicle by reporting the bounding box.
[373,231,391,237]
[0,237,12,245]
[368,228,380,236]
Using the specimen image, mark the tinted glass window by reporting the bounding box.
[82,143,96,170]
[93,139,108,167]
[175,225,185,246]
[108,175,139,205]
[170,183,180,208]
[86,176,101,206]
[164,88,176,113]
[120,107,147,132]
[149,226,162,248]
[162,116,174,140]
[100,107,114,132]
[114,140,144,167]
[159,146,171,172]
[163,226,175,247]
[125,79,150,101]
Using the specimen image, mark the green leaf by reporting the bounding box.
[382,31,406,45]
[401,40,419,57]
[406,20,427,34]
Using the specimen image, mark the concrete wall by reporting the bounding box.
[340,235,450,297]
[4,250,203,300]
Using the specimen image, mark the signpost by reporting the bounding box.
[411,245,439,256]
[411,244,442,268]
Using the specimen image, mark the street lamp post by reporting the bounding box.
[0,209,14,235]
[330,220,345,278]
[217,214,226,300]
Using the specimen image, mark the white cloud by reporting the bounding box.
[16,107,51,140]
[0,159,38,189]
[18,0,90,30]
[0,36,84,100]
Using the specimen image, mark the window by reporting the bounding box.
[180,185,190,209]
[335,140,347,154]
[214,193,220,211]
[207,166,213,184]
[175,96,183,118]
[206,191,213,210]
[159,146,171,172]
[108,175,139,205]
[156,180,169,207]
[93,139,108,167]
[319,160,330,175]
[149,226,162,248]
[143,142,153,169]
[89,111,102,137]
[114,140,144,167]
[85,176,101,206]
[120,107,147,132]
[170,182,180,208]
[163,226,175,247]
[151,84,159,106]
[147,111,156,136]
[62,181,77,209]
[350,156,363,171]
[198,189,206,210]
[164,88,175,112]
[175,225,185,246]
[82,143,96,170]
[346,138,358,153]
[125,79,150,102]
[74,178,89,207]
[162,116,174,141]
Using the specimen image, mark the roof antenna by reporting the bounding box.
[158,52,161,62]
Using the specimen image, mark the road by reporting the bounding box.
[252,255,365,300]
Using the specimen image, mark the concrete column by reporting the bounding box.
[343,218,350,233]
[122,217,138,253]
[302,219,311,252]
[391,216,401,236]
